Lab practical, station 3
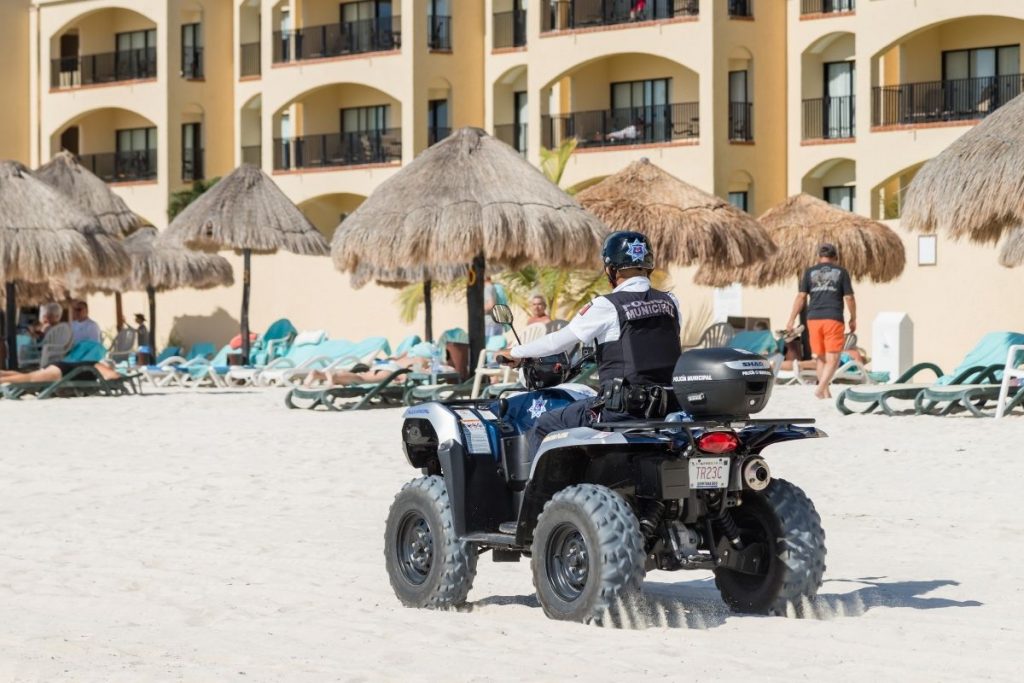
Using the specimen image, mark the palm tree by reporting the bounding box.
[168,178,219,220]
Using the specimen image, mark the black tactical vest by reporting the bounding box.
[596,288,681,388]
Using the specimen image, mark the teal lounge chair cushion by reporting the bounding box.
[407,342,439,359]
[186,342,216,361]
[64,340,107,362]
[937,331,1024,385]
[730,330,779,356]
[394,334,422,357]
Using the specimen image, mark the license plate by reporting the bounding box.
[688,457,730,489]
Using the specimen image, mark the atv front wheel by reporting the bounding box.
[531,484,645,624]
[713,478,826,616]
[384,476,477,609]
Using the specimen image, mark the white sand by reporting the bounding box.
[0,386,1021,682]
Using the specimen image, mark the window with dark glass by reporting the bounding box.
[115,29,156,80]
[943,45,1021,114]
[610,78,671,142]
[728,191,749,212]
[182,23,203,78]
[115,127,157,179]
[341,105,389,133]
[823,61,854,138]
[341,0,395,53]
[182,122,203,181]
[428,99,449,144]
[513,90,528,153]
[428,0,451,49]
[824,186,855,212]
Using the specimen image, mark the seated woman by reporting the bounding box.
[0,361,122,385]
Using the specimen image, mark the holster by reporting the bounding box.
[601,379,671,419]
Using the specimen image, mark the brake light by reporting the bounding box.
[697,431,739,454]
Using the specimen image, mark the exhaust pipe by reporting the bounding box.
[742,457,771,491]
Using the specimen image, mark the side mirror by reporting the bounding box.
[490,303,514,325]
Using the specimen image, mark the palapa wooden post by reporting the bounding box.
[4,282,16,371]
[115,292,125,331]
[423,280,433,342]
[147,285,158,358]
[241,248,252,365]
[466,254,486,374]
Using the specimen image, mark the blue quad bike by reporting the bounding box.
[385,308,828,624]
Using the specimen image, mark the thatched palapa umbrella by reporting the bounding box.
[331,127,607,368]
[107,227,234,356]
[35,150,142,327]
[162,164,329,362]
[576,158,775,268]
[999,227,1024,268]
[902,92,1024,261]
[0,161,98,369]
[695,193,906,287]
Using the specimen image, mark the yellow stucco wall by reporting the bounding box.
[6,0,1021,370]
[0,0,30,163]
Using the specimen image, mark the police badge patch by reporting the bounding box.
[528,398,548,419]
[626,238,648,263]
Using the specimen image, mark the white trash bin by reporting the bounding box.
[872,313,913,382]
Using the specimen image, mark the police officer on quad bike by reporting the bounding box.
[496,230,682,453]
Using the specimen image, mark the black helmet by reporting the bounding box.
[602,231,655,271]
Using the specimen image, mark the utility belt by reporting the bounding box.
[599,378,674,419]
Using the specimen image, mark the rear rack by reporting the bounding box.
[591,418,816,432]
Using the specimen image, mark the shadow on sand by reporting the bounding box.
[466,577,981,630]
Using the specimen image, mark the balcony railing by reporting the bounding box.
[493,10,526,49]
[428,15,452,50]
[802,96,855,140]
[182,48,203,79]
[872,74,1024,127]
[273,129,402,170]
[728,0,753,17]
[182,148,204,181]
[428,127,451,145]
[728,102,753,141]
[542,103,699,149]
[50,48,157,89]
[494,123,528,155]
[241,145,262,166]
[542,0,699,32]
[77,150,157,183]
[240,42,261,77]
[273,16,400,63]
[800,0,854,15]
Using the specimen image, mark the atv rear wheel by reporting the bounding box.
[531,484,645,624]
[384,476,477,609]
[713,478,826,616]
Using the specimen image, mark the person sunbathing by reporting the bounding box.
[301,354,453,388]
[0,361,123,385]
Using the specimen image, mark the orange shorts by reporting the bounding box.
[807,319,846,356]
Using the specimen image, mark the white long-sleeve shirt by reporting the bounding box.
[510,277,681,359]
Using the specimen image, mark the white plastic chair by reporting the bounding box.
[36,323,74,367]
[995,344,1024,418]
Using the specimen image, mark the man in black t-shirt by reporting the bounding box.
[785,243,857,399]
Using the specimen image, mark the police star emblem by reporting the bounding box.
[528,398,548,419]
[626,238,648,263]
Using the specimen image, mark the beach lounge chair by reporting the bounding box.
[471,334,514,398]
[730,330,779,356]
[64,340,108,363]
[1,363,140,400]
[835,332,1024,416]
[284,367,415,410]
[247,318,298,366]
[226,330,328,386]
[139,342,215,386]
[182,344,235,387]
[393,334,422,357]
